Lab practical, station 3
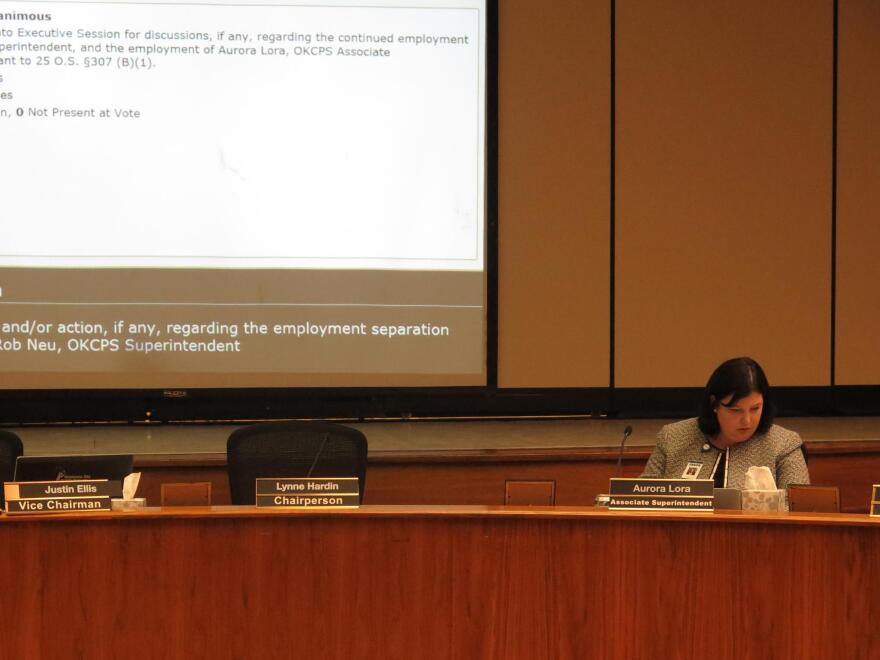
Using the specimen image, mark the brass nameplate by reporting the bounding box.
[608,478,714,511]
[6,497,112,514]
[4,479,115,515]
[256,477,360,508]
[6,480,119,500]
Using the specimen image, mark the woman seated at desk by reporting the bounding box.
[641,357,809,489]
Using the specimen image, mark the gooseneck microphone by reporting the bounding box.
[306,433,330,478]
[615,425,634,478]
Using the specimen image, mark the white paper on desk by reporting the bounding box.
[122,472,141,500]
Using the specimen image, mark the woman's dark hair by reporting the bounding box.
[697,357,775,436]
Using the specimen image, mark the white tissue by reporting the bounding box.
[743,466,776,491]
[742,466,786,512]
[122,472,141,500]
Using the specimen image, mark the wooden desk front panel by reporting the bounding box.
[134,451,649,508]
[134,443,880,512]
[2,509,879,660]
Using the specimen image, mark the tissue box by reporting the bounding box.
[111,498,146,512]
[741,489,787,512]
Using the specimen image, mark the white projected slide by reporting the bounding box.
[0,0,485,270]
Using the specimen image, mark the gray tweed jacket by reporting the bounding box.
[641,418,810,490]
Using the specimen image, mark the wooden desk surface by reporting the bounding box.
[2,506,879,660]
[2,503,880,526]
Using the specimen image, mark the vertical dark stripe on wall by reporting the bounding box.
[486,0,499,388]
[831,0,838,388]
[609,0,617,395]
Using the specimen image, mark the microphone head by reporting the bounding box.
[623,425,633,437]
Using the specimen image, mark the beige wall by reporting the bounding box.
[615,0,832,386]
[836,0,880,384]
[498,0,853,388]
[498,0,610,387]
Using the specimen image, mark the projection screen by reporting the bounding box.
[0,0,488,389]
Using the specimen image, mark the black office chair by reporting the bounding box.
[227,421,368,505]
[0,429,24,510]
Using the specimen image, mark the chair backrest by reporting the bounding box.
[787,485,840,513]
[227,421,368,505]
[0,430,24,510]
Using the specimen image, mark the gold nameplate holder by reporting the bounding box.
[4,479,116,514]
[255,477,360,508]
